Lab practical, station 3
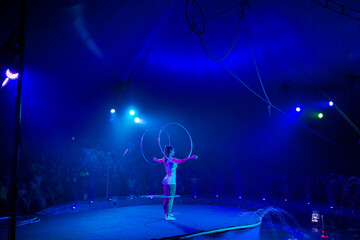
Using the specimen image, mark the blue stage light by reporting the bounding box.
[110,109,116,114]
[129,110,135,115]
[134,117,140,123]
[318,113,324,119]
[329,101,334,107]
[134,117,145,124]
[296,107,301,112]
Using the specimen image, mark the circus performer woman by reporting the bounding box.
[153,146,198,220]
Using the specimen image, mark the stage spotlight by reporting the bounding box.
[129,110,135,115]
[110,109,116,114]
[134,117,145,124]
[329,101,334,107]
[318,113,324,119]
[296,107,301,112]
[2,69,19,88]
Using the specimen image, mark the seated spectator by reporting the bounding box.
[17,182,29,213]
[29,174,46,212]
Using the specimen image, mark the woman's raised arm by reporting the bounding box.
[171,155,198,163]
[153,157,165,163]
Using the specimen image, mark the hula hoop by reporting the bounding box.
[141,126,171,165]
[141,195,180,199]
[158,122,193,160]
[185,0,205,35]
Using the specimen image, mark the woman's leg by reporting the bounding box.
[163,185,170,216]
[167,184,176,216]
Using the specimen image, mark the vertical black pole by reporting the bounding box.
[8,0,26,239]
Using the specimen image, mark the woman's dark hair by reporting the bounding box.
[164,146,174,157]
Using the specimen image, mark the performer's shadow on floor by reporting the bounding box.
[166,221,200,234]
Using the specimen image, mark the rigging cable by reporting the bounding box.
[312,0,360,21]
[201,38,341,147]
[249,4,360,137]
[244,17,272,117]
[57,0,129,70]
[185,0,342,146]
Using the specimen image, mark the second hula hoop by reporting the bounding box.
[141,126,171,165]
[158,122,193,159]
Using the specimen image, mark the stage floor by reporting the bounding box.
[1,204,261,239]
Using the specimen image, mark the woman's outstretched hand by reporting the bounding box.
[192,155,198,160]
[153,157,158,162]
